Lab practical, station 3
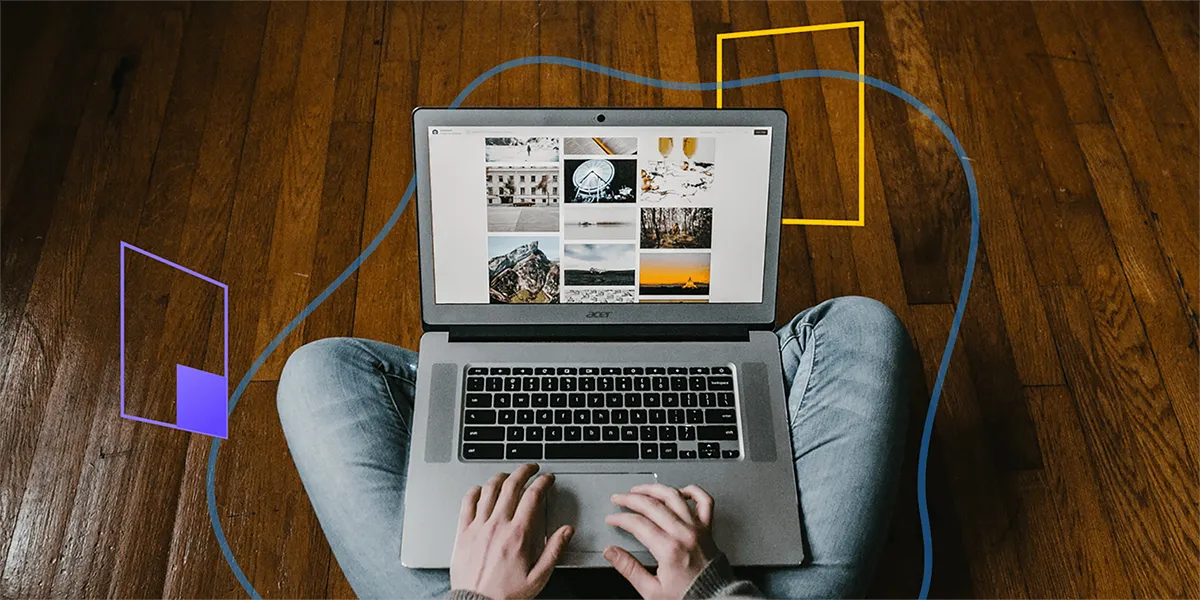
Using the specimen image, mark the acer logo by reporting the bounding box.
[585,311,611,319]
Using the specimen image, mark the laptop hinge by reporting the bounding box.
[443,324,759,343]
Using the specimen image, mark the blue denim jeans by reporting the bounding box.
[278,297,913,599]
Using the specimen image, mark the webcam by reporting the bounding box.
[596,113,606,123]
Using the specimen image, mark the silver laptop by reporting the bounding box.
[401,108,803,568]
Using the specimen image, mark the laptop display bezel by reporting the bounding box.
[413,107,786,328]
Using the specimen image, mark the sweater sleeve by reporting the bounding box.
[445,589,493,600]
[683,553,765,600]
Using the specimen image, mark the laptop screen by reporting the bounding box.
[427,126,773,305]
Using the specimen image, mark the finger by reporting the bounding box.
[630,483,694,524]
[679,485,714,527]
[527,525,573,590]
[492,463,539,521]
[458,486,481,532]
[612,492,692,538]
[476,471,509,520]
[605,511,673,558]
[514,472,555,524]
[602,545,657,598]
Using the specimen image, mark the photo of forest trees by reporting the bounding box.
[640,207,713,249]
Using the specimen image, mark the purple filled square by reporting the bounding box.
[176,364,228,438]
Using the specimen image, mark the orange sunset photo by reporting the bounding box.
[639,253,710,296]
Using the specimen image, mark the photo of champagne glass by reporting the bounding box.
[682,137,697,169]
[658,137,674,161]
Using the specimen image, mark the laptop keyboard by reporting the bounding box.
[459,366,741,461]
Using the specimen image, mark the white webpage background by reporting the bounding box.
[428,126,770,304]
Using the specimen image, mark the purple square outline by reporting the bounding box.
[120,241,229,438]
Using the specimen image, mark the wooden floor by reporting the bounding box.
[1,1,1196,598]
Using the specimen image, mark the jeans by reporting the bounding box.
[278,297,913,599]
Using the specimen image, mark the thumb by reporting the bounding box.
[528,525,572,588]
[603,545,656,598]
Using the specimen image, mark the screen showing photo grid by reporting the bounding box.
[428,127,771,305]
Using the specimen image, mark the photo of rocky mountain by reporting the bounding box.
[487,236,561,303]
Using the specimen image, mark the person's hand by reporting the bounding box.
[604,484,721,600]
[451,463,573,600]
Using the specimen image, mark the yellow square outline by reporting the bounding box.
[717,21,865,227]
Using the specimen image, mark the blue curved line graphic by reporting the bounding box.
[207,55,978,600]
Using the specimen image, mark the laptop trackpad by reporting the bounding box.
[549,473,657,556]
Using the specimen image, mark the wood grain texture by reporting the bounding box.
[0,2,1196,598]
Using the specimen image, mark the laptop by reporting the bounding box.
[401,108,804,568]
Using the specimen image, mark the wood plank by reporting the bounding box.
[332,1,385,124]
[498,1,540,107]
[457,1,501,106]
[538,0,581,107]
[611,2,661,107]
[1142,0,1199,126]
[251,0,346,381]
[1028,0,1110,126]
[906,303,1030,598]
[652,0,702,107]
[578,1,616,106]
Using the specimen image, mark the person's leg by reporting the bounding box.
[740,297,914,599]
[277,338,574,599]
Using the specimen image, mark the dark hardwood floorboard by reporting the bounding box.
[0,2,1196,598]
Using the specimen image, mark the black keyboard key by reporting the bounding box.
[467,377,485,391]
[485,377,503,392]
[603,426,620,441]
[688,376,707,391]
[624,393,642,408]
[588,393,606,408]
[639,425,657,441]
[545,443,638,460]
[670,376,688,391]
[566,426,582,441]
[631,409,648,424]
[522,377,540,391]
[668,409,685,424]
[652,377,669,391]
[527,427,545,441]
[532,393,549,408]
[579,378,596,391]
[585,426,601,441]
[623,367,644,374]
[700,392,716,407]
[464,427,505,442]
[466,394,491,408]
[658,425,676,441]
[507,444,542,460]
[580,367,599,375]
[599,377,614,391]
[490,367,511,375]
[514,367,533,375]
[554,409,572,424]
[593,410,610,424]
[644,393,661,407]
[647,367,666,375]
[699,442,720,459]
[660,443,678,459]
[686,409,704,424]
[568,393,586,408]
[689,367,711,375]
[621,426,639,441]
[499,410,516,425]
[518,410,535,425]
[514,393,531,408]
[668,367,688,375]
[641,444,658,459]
[722,449,740,459]
[573,411,591,424]
[718,392,735,407]
[679,426,696,440]
[463,443,504,460]
[712,366,733,375]
[708,376,734,391]
[546,426,563,441]
[680,449,698,459]
[616,377,633,392]
[507,426,524,441]
[536,367,555,375]
[612,409,629,424]
[504,377,521,391]
[606,393,623,408]
[542,377,558,392]
[536,410,553,424]
[467,367,489,376]
[602,367,621,375]
[705,409,737,424]
[663,393,680,407]
[649,409,666,424]
[634,377,651,391]
[557,367,578,375]
[698,425,739,440]
[494,393,512,408]
[559,378,575,391]
[465,410,496,425]
[681,392,698,407]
